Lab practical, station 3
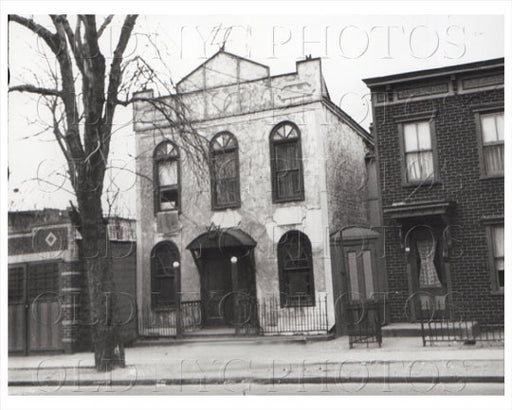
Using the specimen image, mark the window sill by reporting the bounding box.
[401,180,441,188]
[212,203,241,211]
[272,196,305,205]
[479,174,504,181]
[152,305,178,312]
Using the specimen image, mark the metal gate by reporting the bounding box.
[8,262,63,354]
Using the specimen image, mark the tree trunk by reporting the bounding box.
[79,195,125,371]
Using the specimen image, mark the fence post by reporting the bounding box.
[173,261,181,338]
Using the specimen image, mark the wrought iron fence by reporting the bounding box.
[139,300,202,337]
[347,301,382,348]
[139,295,330,337]
[420,317,504,346]
[258,294,329,335]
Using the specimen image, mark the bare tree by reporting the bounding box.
[8,14,210,371]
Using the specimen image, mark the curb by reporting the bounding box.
[8,375,504,387]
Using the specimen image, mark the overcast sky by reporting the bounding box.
[8,14,505,217]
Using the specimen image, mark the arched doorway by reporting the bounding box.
[187,228,257,328]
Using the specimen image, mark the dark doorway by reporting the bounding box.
[187,228,258,329]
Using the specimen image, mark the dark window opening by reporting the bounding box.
[151,241,180,309]
[270,122,305,202]
[277,230,315,307]
[154,140,180,212]
[210,132,240,209]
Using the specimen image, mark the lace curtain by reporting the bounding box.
[417,239,442,288]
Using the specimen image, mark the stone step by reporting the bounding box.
[132,332,333,347]
[381,321,477,338]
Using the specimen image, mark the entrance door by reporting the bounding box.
[406,225,448,321]
[202,249,233,326]
[8,262,63,354]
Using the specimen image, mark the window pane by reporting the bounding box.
[496,113,504,141]
[417,122,432,150]
[158,160,178,186]
[493,226,504,257]
[160,189,178,210]
[403,123,418,152]
[418,151,434,179]
[496,257,504,288]
[275,142,299,171]
[362,250,374,299]
[214,152,236,178]
[481,114,498,143]
[484,144,504,175]
[277,170,300,198]
[405,152,420,181]
[347,251,360,300]
[215,177,238,205]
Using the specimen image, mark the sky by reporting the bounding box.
[7,13,505,217]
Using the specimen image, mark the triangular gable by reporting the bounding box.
[177,50,270,93]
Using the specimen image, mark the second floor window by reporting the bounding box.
[210,132,240,209]
[270,121,305,202]
[480,112,504,176]
[154,140,180,212]
[402,121,435,183]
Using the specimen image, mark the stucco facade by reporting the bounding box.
[133,51,372,336]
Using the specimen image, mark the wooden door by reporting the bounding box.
[8,262,62,354]
[202,250,232,326]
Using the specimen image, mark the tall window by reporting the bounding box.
[479,112,504,176]
[488,224,504,292]
[210,132,240,209]
[154,141,180,212]
[402,121,435,183]
[270,121,305,202]
[151,241,180,308]
[277,231,315,307]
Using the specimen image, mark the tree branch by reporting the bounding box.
[9,84,62,97]
[9,15,59,54]
[97,15,114,38]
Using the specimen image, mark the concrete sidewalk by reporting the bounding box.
[8,336,504,388]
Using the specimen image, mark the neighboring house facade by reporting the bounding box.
[8,209,137,354]
[132,50,375,337]
[363,58,504,324]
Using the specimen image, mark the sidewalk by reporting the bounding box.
[8,336,504,387]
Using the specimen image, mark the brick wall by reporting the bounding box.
[373,87,504,323]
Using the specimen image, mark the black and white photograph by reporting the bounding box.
[1,1,510,409]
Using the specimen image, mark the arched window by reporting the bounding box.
[210,132,240,209]
[154,140,180,212]
[270,121,304,202]
[277,230,315,307]
[151,241,180,309]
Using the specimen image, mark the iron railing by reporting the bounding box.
[139,300,202,337]
[347,301,382,348]
[258,294,329,335]
[139,294,330,337]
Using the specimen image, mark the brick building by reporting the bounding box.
[363,58,504,324]
[8,209,137,354]
[132,50,376,337]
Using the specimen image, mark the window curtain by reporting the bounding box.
[416,239,442,288]
[484,144,504,175]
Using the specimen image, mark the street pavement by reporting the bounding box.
[8,336,504,395]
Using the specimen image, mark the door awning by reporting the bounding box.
[383,200,455,220]
[186,228,257,250]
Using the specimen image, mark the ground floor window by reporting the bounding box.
[277,230,315,307]
[487,224,504,292]
[151,241,180,308]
